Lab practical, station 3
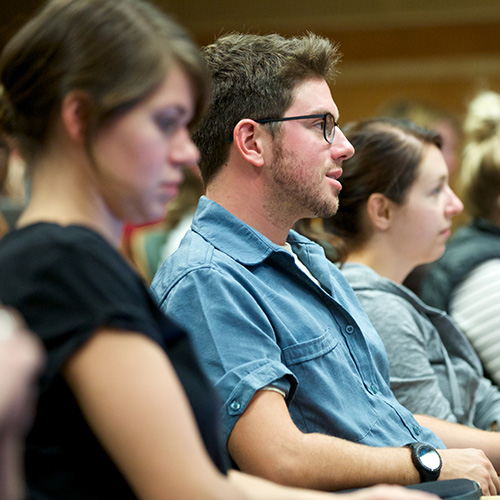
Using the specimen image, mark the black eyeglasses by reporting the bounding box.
[256,112,338,144]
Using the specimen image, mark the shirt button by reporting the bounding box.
[370,384,378,394]
[230,401,241,411]
[346,325,355,335]
[413,425,421,435]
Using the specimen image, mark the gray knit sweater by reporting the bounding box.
[342,262,500,430]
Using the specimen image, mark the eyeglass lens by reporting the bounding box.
[325,113,336,143]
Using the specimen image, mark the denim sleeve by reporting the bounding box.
[160,266,297,445]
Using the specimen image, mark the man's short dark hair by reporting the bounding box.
[193,32,341,185]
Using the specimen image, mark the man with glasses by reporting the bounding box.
[151,32,499,494]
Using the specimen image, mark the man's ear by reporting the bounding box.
[60,91,92,145]
[366,192,393,231]
[232,119,267,167]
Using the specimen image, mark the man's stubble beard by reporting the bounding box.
[268,138,340,221]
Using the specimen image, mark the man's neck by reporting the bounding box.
[205,182,292,246]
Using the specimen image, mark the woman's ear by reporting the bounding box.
[60,91,91,145]
[366,193,393,231]
[232,119,267,167]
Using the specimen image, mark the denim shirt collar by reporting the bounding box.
[192,196,315,266]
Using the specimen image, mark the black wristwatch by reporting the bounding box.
[405,442,442,482]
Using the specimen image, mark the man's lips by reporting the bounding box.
[326,167,342,180]
[326,167,343,190]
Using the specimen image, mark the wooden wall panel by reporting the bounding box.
[2,0,500,131]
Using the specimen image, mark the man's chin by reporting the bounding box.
[316,201,339,219]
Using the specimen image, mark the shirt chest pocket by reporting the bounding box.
[281,330,380,442]
[282,330,338,365]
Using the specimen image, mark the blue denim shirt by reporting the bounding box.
[151,196,444,450]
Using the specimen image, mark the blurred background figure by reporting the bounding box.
[0,133,28,237]
[0,306,43,500]
[420,90,500,389]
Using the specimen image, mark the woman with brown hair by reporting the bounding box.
[420,91,500,388]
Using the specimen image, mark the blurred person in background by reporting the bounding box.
[0,126,29,235]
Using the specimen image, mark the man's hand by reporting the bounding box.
[440,448,500,496]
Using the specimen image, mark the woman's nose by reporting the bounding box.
[170,128,200,168]
[447,187,464,217]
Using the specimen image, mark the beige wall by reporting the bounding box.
[163,0,500,125]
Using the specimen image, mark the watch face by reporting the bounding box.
[418,446,441,471]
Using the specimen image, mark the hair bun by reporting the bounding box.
[464,90,500,142]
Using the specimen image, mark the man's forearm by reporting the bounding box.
[267,434,421,490]
[228,390,420,490]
